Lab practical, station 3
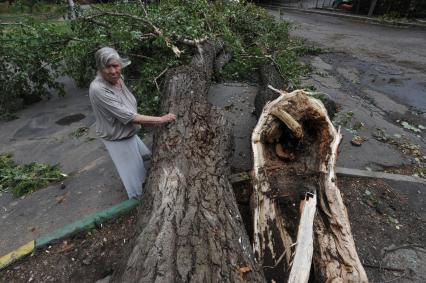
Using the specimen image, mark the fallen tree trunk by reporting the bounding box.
[251,88,368,282]
[111,41,265,282]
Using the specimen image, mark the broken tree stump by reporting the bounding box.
[254,64,286,118]
[251,88,368,282]
[111,41,265,282]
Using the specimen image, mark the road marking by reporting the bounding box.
[0,240,35,270]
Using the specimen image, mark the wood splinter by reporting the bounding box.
[270,107,303,139]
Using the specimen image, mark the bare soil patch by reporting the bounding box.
[0,209,139,283]
[339,176,426,282]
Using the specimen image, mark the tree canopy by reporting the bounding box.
[0,0,312,119]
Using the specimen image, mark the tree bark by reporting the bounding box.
[111,41,265,282]
[251,88,368,282]
[254,64,286,118]
[368,0,378,17]
[67,0,76,20]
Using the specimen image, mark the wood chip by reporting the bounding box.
[238,266,252,274]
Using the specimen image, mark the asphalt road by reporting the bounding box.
[277,8,426,72]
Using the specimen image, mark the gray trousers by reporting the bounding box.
[103,135,151,199]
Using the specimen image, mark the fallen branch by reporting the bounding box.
[84,11,159,34]
[136,0,147,15]
[153,67,168,92]
[81,10,208,58]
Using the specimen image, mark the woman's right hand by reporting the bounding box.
[161,113,176,123]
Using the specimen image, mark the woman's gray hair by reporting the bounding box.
[95,47,130,70]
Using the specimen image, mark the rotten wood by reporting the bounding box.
[251,89,368,282]
[270,107,303,139]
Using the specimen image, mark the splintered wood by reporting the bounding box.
[251,88,368,283]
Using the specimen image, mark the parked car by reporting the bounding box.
[332,0,353,11]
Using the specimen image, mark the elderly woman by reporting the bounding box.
[89,47,176,199]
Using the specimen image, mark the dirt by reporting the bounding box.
[0,209,139,283]
[2,176,425,282]
[339,176,426,283]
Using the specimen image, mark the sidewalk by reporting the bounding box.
[0,77,152,256]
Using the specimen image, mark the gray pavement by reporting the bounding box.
[208,83,259,172]
[276,8,426,71]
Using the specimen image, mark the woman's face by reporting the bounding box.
[100,59,122,85]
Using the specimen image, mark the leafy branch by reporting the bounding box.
[0,154,65,197]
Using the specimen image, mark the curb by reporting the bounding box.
[0,198,139,271]
[224,169,426,185]
[336,167,426,184]
[261,4,426,29]
[0,241,35,271]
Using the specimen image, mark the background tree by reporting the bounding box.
[1,0,310,119]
